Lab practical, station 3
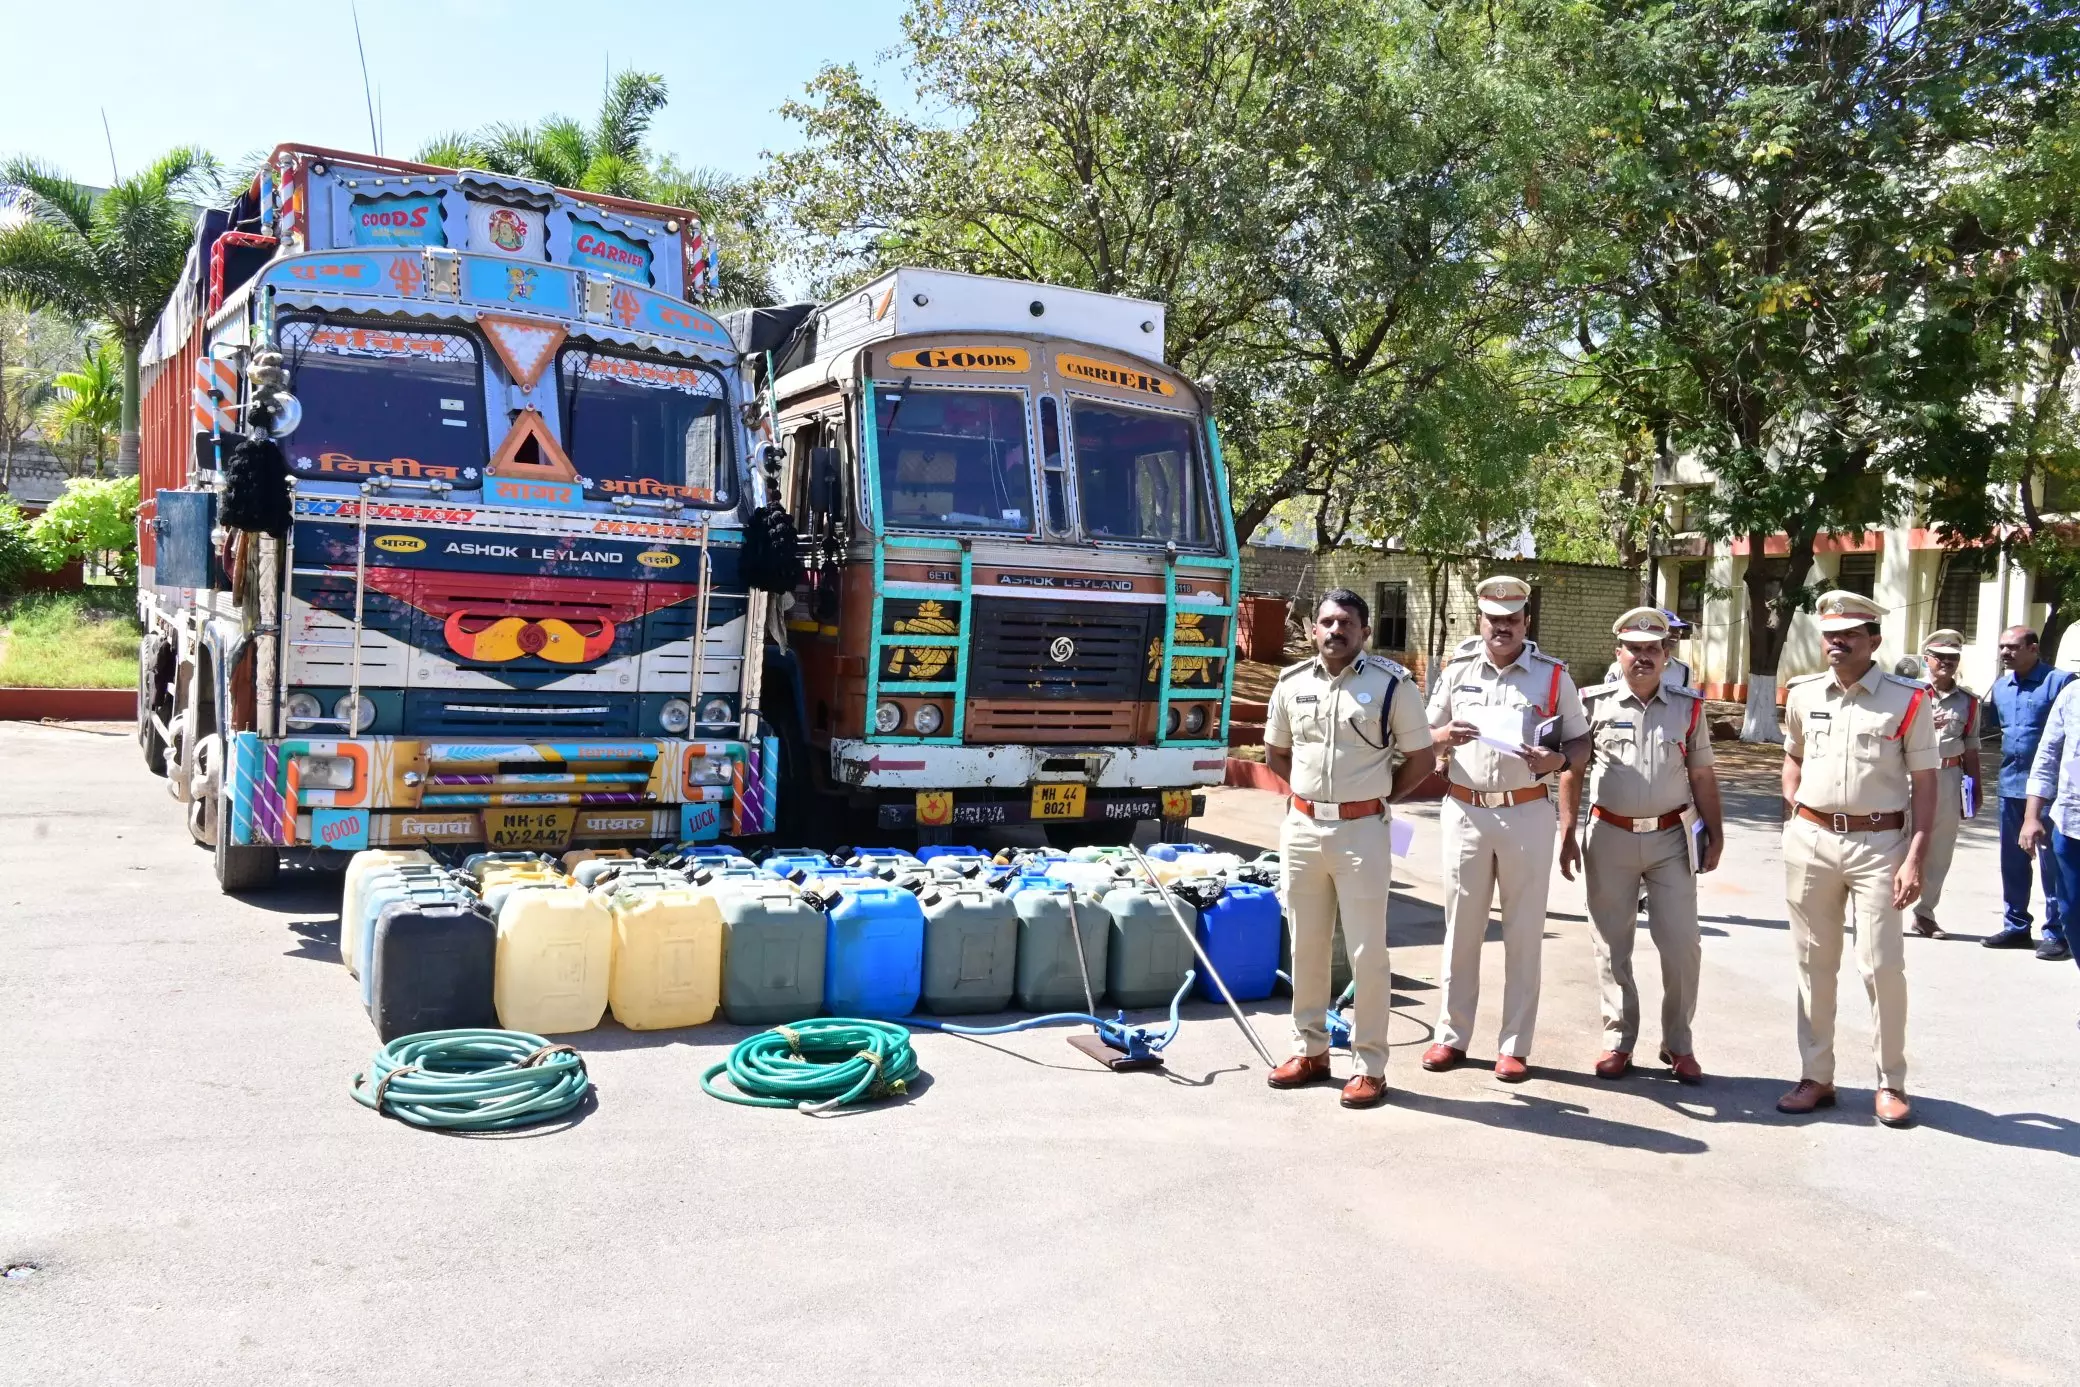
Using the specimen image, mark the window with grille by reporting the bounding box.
[1673,562,1706,627]
[1372,581,1411,651]
[1837,552,1878,598]
[1936,553,1983,634]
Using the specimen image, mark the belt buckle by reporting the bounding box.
[1830,812,1850,833]
[1631,816,1656,835]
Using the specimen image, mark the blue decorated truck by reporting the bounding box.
[134,145,777,892]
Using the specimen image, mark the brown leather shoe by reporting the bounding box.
[1340,1072,1389,1108]
[1659,1049,1704,1084]
[1420,1043,1466,1072]
[1494,1054,1530,1083]
[1909,914,1942,939]
[1266,1053,1333,1089]
[1593,1049,1632,1080]
[1875,1088,1915,1128]
[1776,1079,1837,1114]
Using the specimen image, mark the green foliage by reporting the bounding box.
[38,338,121,475]
[1549,0,2079,671]
[0,148,218,450]
[0,589,142,688]
[28,475,139,582]
[0,498,50,594]
[767,0,1568,548]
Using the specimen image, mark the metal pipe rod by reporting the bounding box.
[1128,845,1278,1068]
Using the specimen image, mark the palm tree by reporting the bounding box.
[0,148,218,473]
[40,339,122,476]
[420,70,667,198]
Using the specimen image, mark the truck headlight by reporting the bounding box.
[697,694,733,728]
[297,754,355,790]
[912,703,944,735]
[659,698,692,734]
[1181,703,1208,735]
[284,692,323,728]
[1164,705,1181,737]
[333,693,376,733]
[874,701,902,734]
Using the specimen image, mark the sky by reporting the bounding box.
[0,0,912,185]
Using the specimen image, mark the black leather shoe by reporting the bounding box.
[2037,934,2071,961]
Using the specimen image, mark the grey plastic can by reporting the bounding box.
[1011,885,1112,1012]
[1100,884,1198,1009]
[918,884,1019,1015]
[716,882,828,1024]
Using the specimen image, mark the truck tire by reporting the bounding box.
[138,637,168,777]
[214,787,279,894]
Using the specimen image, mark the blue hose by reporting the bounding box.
[907,971,1196,1058]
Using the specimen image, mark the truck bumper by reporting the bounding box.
[225,731,778,850]
[828,739,1223,832]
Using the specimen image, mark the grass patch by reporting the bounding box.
[0,590,141,688]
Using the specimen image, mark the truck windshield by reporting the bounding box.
[557,347,734,507]
[278,319,487,484]
[874,386,1034,532]
[1070,399,1216,548]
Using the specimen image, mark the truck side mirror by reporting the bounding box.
[806,446,839,513]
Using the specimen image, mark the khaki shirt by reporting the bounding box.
[1929,684,1979,761]
[1426,646,1589,792]
[1783,666,1941,816]
[1264,653,1430,803]
[1583,680,1714,818]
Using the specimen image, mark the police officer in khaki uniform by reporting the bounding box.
[1603,610,1695,689]
[1263,588,1435,1108]
[1558,608,1725,1082]
[1424,576,1591,1081]
[1777,591,1939,1128]
[1911,628,1981,938]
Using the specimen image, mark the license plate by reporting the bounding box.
[482,807,577,850]
[1030,782,1087,821]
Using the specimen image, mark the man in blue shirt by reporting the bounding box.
[2019,680,2080,1002]
[1981,627,2074,956]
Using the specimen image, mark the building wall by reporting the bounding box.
[1662,526,2058,701]
[1242,546,1638,690]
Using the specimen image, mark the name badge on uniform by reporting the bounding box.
[1293,695,1318,705]
[1457,684,1482,694]
[1610,719,1635,729]
[1809,710,1832,722]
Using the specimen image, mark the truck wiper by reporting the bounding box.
[880,375,915,433]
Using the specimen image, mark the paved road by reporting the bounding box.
[4,720,2077,1385]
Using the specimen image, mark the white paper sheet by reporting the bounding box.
[1391,817,1415,857]
[1466,704,1534,754]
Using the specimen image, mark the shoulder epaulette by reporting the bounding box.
[1275,661,1315,683]
[1582,681,1623,699]
[1525,647,1563,666]
[1883,671,1929,690]
[1786,671,1832,687]
[1666,684,1705,700]
[1366,654,1411,679]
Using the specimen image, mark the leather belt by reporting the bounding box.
[1795,804,1906,833]
[1447,783,1550,809]
[1941,755,1964,769]
[1592,805,1687,834]
[1291,796,1385,820]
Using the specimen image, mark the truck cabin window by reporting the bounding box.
[277,319,487,484]
[874,386,1034,533]
[557,348,734,507]
[1070,399,1214,547]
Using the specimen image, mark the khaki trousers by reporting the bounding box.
[1583,819,1699,1055]
[1280,808,1393,1076]
[1783,816,1908,1091]
[1437,795,1555,1057]
[1917,765,1965,917]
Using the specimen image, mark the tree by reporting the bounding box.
[0,149,218,476]
[1,301,90,486]
[38,338,121,477]
[1551,0,2080,739]
[28,474,139,583]
[766,0,1562,542]
[420,69,668,198]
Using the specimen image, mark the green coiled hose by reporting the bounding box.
[352,1029,591,1131]
[701,1018,921,1114]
